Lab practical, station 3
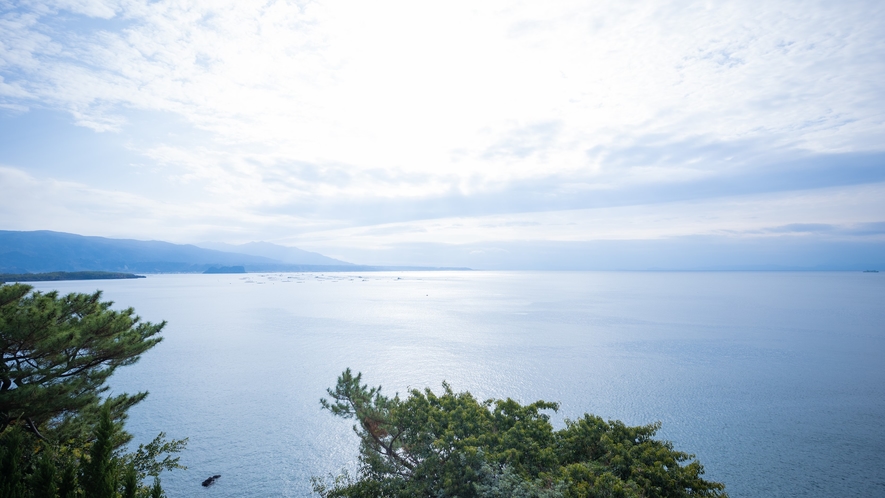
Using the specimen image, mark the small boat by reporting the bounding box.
[862,270,879,273]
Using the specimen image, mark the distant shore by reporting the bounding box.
[0,271,146,283]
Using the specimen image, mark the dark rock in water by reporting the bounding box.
[201,475,221,487]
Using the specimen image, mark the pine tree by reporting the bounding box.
[0,284,185,497]
[149,477,165,498]
[29,450,58,498]
[81,405,118,498]
[0,283,164,441]
[121,463,138,498]
[57,456,78,498]
[0,428,26,498]
[317,369,728,498]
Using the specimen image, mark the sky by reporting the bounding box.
[0,0,883,269]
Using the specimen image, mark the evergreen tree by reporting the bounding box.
[121,463,138,498]
[0,428,26,498]
[57,456,78,498]
[149,477,165,498]
[317,369,728,498]
[0,283,186,497]
[0,283,164,441]
[81,405,118,498]
[29,449,58,498]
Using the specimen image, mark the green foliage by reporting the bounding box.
[58,456,78,498]
[0,403,182,498]
[29,449,58,498]
[0,283,185,497]
[0,428,26,498]
[122,463,139,498]
[317,369,727,498]
[554,415,724,498]
[126,432,189,480]
[149,477,166,498]
[474,462,566,498]
[0,283,164,441]
[81,405,118,498]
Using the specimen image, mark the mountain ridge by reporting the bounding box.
[0,230,470,273]
[196,241,351,266]
[0,230,325,273]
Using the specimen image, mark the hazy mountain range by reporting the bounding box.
[0,230,361,273]
[3,230,879,273]
[196,241,350,266]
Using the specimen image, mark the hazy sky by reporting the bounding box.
[1,0,883,268]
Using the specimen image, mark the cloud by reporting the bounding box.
[293,237,885,270]
[765,223,836,234]
[3,1,884,169]
[240,150,885,227]
[762,222,885,237]
[3,159,884,268]
[482,121,563,160]
[0,164,336,242]
[0,0,883,257]
[845,221,885,236]
[280,182,885,254]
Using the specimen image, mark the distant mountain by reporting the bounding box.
[0,230,282,273]
[0,230,468,273]
[197,241,352,266]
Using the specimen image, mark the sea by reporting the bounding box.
[29,271,885,497]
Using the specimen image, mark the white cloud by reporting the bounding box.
[0,164,333,242]
[1,0,883,252]
[3,1,884,180]
[284,182,885,251]
[3,161,883,268]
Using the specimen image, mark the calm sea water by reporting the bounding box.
[30,271,885,497]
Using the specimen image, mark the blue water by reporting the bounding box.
[30,271,885,497]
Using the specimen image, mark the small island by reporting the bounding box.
[0,271,146,283]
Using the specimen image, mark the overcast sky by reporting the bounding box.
[1,0,883,268]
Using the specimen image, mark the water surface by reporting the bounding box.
[31,271,885,497]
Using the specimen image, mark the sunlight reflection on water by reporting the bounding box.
[31,271,885,497]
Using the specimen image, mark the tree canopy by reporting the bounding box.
[0,283,184,497]
[0,283,163,440]
[316,369,727,498]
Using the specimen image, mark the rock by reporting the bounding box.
[201,475,221,487]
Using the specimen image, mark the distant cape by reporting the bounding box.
[0,271,145,283]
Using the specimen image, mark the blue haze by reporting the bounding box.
[31,271,885,497]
